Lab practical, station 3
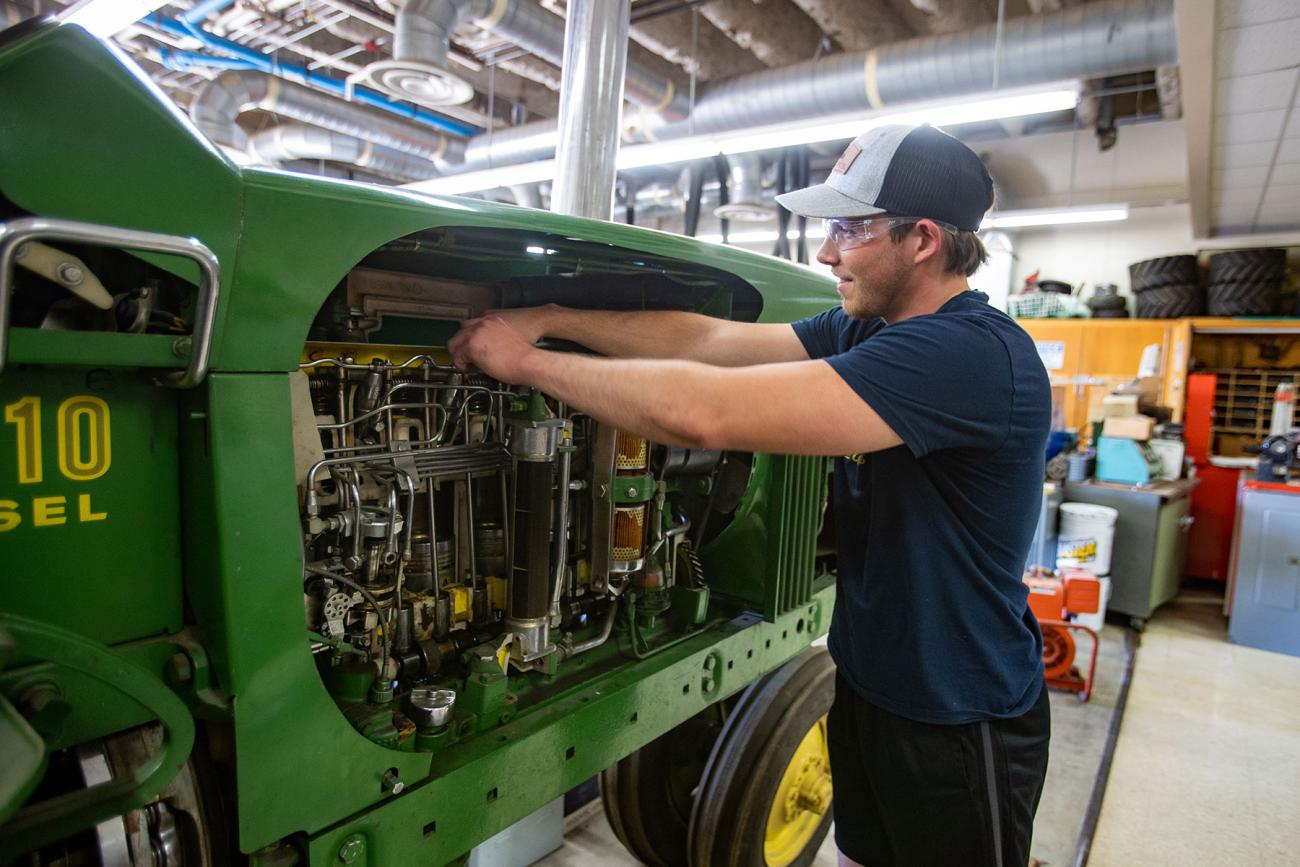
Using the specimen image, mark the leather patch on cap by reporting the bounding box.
[832,141,862,175]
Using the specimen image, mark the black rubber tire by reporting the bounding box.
[688,647,836,867]
[1134,282,1205,318]
[1206,280,1280,316]
[601,702,729,867]
[1093,308,1131,318]
[1208,248,1286,285]
[1129,255,1199,291]
[1087,293,1127,312]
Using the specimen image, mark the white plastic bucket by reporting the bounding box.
[1056,503,1118,576]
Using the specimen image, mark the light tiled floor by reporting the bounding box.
[1089,590,1300,867]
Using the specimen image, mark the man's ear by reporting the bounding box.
[910,219,945,267]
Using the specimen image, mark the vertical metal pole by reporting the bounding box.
[550,0,631,219]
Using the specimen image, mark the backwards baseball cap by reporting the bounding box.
[774,124,993,231]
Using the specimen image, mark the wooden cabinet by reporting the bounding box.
[1019,319,1178,431]
[1018,317,1300,432]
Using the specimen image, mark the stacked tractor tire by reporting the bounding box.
[1128,249,1288,318]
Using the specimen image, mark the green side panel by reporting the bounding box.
[180,373,433,851]
[1150,496,1189,611]
[303,586,832,867]
[703,455,831,621]
[0,367,182,645]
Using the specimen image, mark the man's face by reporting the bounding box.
[815,218,913,321]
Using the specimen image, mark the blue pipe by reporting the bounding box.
[155,15,479,137]
[158,47,259,72]
[180,0,238,26]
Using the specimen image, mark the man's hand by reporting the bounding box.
[448,316,540,384]
[476,304,562,346]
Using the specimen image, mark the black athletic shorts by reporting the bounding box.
[827,672,1051,867]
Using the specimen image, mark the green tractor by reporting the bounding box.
[1,19,839,867]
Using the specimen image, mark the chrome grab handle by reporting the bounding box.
[0,217,221,387]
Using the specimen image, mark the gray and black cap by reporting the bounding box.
[774,124,994,232]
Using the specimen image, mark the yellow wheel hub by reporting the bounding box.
[763,715,832,867]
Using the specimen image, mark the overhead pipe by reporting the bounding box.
[247,124,441,182]
[443,0,1176,174]
[391,0,687,120]
[190,68,466,167]
[550,0,630,218]
[159,16,478,138]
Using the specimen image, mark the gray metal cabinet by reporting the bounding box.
[1229,485,1300,658]
[1063,479,1197,628]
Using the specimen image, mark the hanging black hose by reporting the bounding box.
[683,159,707,237]
[712,154,731,245]
[772,152,790,260]
[795,146,810,264]
[623,179,636,226]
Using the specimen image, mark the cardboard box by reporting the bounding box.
[1102,414,1155,440]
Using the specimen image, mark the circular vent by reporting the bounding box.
[713,200,776,223]
[356,59,474,107]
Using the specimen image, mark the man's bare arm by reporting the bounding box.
[489,305,810,367]
[448,316,900,456]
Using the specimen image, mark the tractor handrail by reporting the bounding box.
[0,217,221,387]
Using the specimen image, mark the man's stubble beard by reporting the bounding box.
[842,248,911,321]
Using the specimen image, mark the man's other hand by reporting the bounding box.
[477,304,561,345]
[448,316,538,384]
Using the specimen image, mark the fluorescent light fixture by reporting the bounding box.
[716,82,1079,155]
[60,0,171,37]
[982,204,1129,229]
[408,81,1080,196]
[616,138,723,170]
[407,159,559,196]
[695,226,828,245]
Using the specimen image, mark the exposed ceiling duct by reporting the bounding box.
[248,124,441,181]
[714,154,776,222]
[451,0,1177,174]
[191,69,465,167]
[358,0,690,120]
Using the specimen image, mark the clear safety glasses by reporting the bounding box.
[821,216,954,251]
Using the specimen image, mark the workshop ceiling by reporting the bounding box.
[9,0,1289,241]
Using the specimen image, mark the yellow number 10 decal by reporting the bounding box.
[3,395,112,483]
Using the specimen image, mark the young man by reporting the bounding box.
[449,124,1052,867]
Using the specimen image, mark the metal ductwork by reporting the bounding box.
[190,70,465,168]
[248,124,441,182]
[714,154,775,222]
[359,0,477,106]
[447,0,1176,174]
[368,0,688,119]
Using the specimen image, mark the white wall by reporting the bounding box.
[1008,204,1196,305]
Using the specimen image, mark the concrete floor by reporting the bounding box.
[541,587,1300,866]
[1089,589,1300,866]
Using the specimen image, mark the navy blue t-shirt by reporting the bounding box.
[792,291,1050,724]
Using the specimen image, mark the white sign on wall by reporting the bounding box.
[1035,340,1066,370]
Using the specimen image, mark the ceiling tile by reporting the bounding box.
[1215,69,1299,115]
[1218,0,1300,30]
[1215,109,1287,144]
[1287,109,1300,139]
[1217,19,1300,77]
[1252,218,1300,233]
[1215,141,1278,167]
[1260,183,1300,206]
[1215,164,1272,188]
[1212,198,1258,219]
[1213,186,1264,207]
[1269,163,1300,185]
[1278,138,1300,163]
